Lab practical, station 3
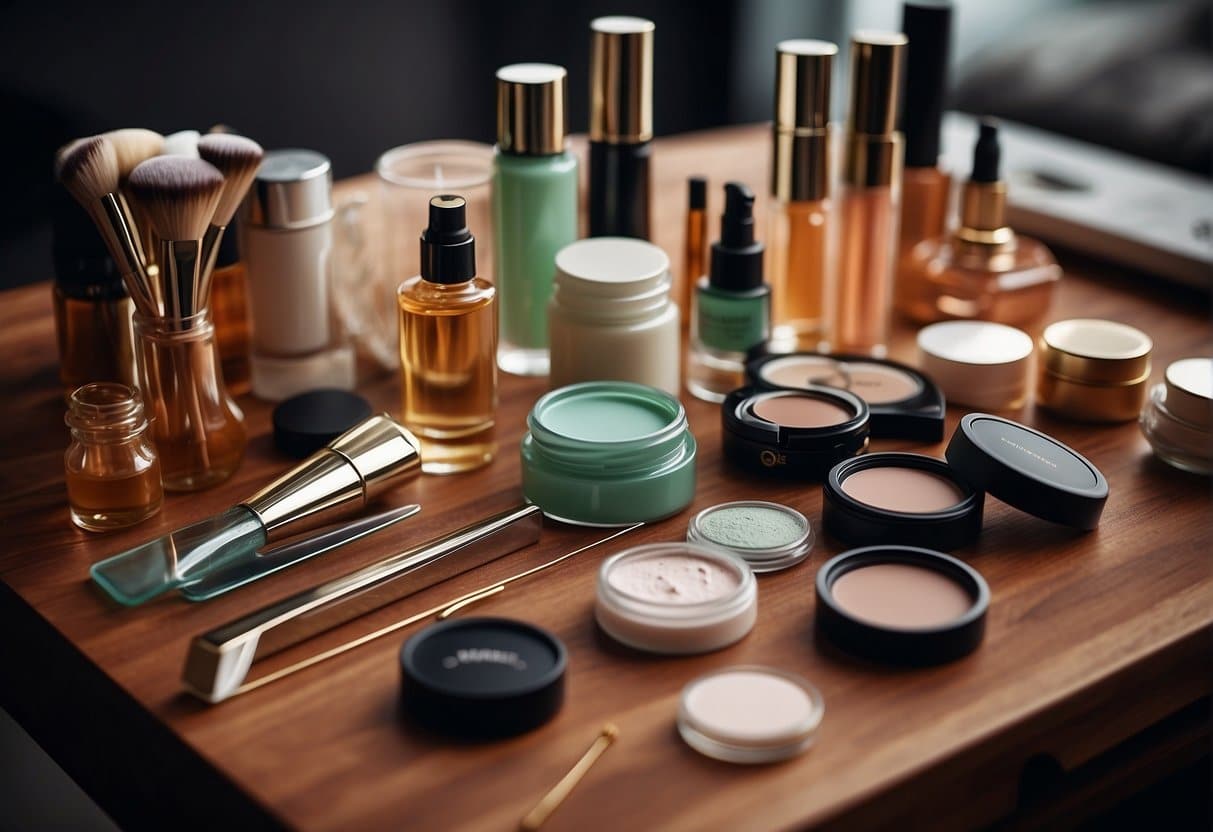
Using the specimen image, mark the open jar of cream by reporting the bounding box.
[595,543,757,655]
[687,501,813,572]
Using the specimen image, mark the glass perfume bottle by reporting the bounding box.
[768,39,836,351]
[899,120,1061,326]
[830,32,907,358]
[492,63,579,376]
[688,182,769,403]
[64,382,162,532]
[398,195,498,474]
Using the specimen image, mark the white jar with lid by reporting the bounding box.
[548,237,680,394]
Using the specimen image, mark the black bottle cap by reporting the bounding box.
[688,176,707,210]
[420,194,476,284]
[709,182,764,291]
[51,189,125,300]
[272,389,374,458]
[970,118,1001,183]
[901,1,953,169]
[944,413,1109,530]
[400,617,567,739]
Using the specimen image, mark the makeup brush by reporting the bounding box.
[127,156,224,323]
[56,135,155,314]
[197,133,263,304]
[162,129,201,158]
[104,128,164,180]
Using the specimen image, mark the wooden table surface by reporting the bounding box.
[2,125,1211,831]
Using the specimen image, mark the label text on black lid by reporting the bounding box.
[441,649,528,671]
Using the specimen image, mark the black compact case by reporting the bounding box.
[721,386,870,479]
[823,453,984,550]
[746,351,945,441]
[400,617,567,739]
[815,546,989,665]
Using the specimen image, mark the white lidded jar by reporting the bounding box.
[240,149,355,401]
[548,237,680,395]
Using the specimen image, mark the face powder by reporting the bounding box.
[687,501,814,572]
[595,543,758,655]
[678,666,823,764]
[823,453,983,550]
[815,546,989,665]
[839,467,963,513]
[722,386,870,479]
[746,352,944,441]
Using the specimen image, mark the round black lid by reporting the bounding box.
[272,389,373,458]
[945,413,1109,530]
[400,617,566,739]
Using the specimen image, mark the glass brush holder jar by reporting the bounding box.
[134,311,246,491]
[64,383,163,531]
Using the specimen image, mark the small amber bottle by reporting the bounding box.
[64,383,163,532]
[51,192,136,394]
[208,227,251,394]
[397,195,498,474]
[899,120,1061,327]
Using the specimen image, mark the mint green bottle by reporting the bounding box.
[492,63,579,376]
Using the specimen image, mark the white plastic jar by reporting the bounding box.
[548,237,680,395]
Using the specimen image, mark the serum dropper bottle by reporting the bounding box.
[397,196,498,474]
[687,182,769,403]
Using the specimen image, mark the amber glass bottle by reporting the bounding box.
[398,196,498,474]
[64,383,162,531]
[208,228,251,393]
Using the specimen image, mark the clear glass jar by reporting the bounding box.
[134,311,246,491]
[64,383,163,531]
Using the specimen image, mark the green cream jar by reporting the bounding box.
[521,381,697,526]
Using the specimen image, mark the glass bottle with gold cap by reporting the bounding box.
[492,63,578,376]
[898,119,1061,327]
[767,39,836,352]
[830,31,907,357]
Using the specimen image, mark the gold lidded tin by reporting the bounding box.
[1037,318,1153,422]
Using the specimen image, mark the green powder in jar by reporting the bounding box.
[699,505,805,550]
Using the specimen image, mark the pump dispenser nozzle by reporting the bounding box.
[957,119,1013,247]
[421,195,477,284]
[971,119,1001,184]
[710,182,764,291]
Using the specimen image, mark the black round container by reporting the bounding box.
[746,350,945,441]
[722,385,869,479]
[815,546,989,665]
[823,453,983,550]
[400,617,566,739]
[945,413,1109,530]
[272,389,373,458]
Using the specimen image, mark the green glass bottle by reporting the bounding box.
[687,182,770,403]
[492,63,579,376]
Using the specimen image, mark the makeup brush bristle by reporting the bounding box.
[104,128,165,179]
[128,156,225,241]
[56,136,120,208]
[198,134,264,226]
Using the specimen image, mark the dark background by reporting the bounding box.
[2,0,1210,288]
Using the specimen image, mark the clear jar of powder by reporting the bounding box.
[595,543,757,655]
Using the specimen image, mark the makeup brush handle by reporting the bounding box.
[198,223,226,305]
[159,239,204,323]
[97,194,156,314]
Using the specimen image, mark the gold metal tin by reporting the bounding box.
[1037,371,1149,423]
[1040,319,1153,384]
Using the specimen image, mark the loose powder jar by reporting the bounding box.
[815,546,989,665]
[595,543,758,655]
[687,501,813,572]
[823,453,983,550]
[678,666,823,764]
[722,386,870,479]
[917,320,1034,410]
[1140,357,1212,475]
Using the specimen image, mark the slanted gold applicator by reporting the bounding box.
[127,156,224,323]
[104,128,165,275]
[55,135,155,314]
[196,133,263,304]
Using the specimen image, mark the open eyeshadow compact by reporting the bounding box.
[746,351,944,441]
[721,386,870,479]
[687,501,813,573]
[823,453,983,550]
[815,546,989,665]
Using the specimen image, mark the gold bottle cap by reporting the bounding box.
[1040,319,1153,385]
[496,63,568,156]
[590,16,654,144]
[846,31,907,137]
[772,40,836,201]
